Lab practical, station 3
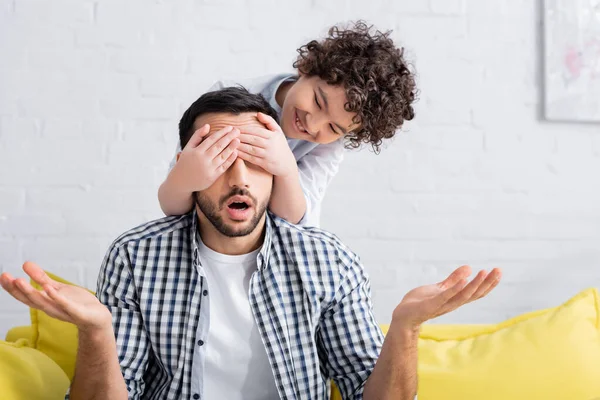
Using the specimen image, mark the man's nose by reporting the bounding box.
[226,158,250,188]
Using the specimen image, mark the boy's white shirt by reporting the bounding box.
[169,74,345,227]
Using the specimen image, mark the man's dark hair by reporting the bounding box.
[179,86,279,148]
[294,20,418,153]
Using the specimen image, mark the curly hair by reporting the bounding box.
[294,21,417,153]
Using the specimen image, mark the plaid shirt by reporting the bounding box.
[92,211,384,400]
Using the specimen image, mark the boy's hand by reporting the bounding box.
[237,112,297,177]
[173,124,240,192]
[0,262,112,332]
[391,265,502,331]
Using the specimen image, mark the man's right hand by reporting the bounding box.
[0,261,112,332]
[172,124,241,194]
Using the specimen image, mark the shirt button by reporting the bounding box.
[202,289,208,296]
[193,394,200,399]
[197,340,204,346]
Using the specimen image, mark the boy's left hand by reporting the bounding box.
[237,112,297,177]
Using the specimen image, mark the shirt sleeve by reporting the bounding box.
[167,80,229,171]
[296,140,345,227]
[317,256,385,399]
[95,242,151,400]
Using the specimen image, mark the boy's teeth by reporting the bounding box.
[295,115,305,132]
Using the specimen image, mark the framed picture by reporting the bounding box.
[544,0,600,122]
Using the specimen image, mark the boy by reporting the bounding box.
[159,21,417,226]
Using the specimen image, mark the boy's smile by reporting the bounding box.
[293,108,311,137]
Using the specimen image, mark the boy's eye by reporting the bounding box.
[314,93,321,109]
[330,124,341,135]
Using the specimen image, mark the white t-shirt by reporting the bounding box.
[198,236,279,400]
[171,74,345,227]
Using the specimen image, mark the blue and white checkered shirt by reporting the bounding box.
[93,211,384,400]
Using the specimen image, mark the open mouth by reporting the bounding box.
[226,198,252,221]
[223,193,254,221]
[228,201,249,210]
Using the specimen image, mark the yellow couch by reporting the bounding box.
[3,272,600,400]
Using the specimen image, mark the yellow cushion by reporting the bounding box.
[5,325,34,344]
[418,288,600,399]
[332,289,600,400]
[29,271,91,381]
[0,338,70,400]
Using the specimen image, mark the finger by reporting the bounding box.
[237,143,266,158]
[22,261,60,290]
[14,278,65,317]
[214,138,240,165]
[43,284,77,319]
[197,126,234,153]
[183,124,210,150]
[239,133,268,148]
[438,265,472,290]
[436,278,468,305]
[256,112,281,132]
[0,272,15,291]
[215,150,238,174]
[478,276,501,300]
[1,275,37,307]
[442,270,489,312]
[237,150,267,169]
[470,268,498,299]
[423,278,470,319]
[206,128,240,159]
[239,126,271,139]
[475,268,502,300]
[35,286,70,320]
[15,278,49,307]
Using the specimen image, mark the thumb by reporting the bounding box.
[256,112,281,133]
[184,124,210,149]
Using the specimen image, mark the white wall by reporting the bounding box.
[1,0,599,338]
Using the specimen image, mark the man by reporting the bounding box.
[0,87,501,400]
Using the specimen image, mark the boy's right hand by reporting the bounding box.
[172,124,240,193]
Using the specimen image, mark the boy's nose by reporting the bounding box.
[304,113,324,136]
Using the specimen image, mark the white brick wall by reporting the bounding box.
[1,0,599,339]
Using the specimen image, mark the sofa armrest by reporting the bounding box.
[5,325,34,345]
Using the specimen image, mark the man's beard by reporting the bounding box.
[194,188,269,237]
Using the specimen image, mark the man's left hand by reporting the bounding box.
[237,112,297,177]
[391,265,502,331]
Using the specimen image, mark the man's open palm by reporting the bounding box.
[393,265,502,328]
[0,262,111,331]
